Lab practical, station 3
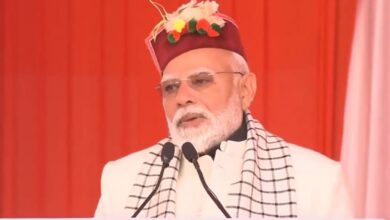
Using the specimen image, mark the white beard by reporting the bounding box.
[166,91,243,154]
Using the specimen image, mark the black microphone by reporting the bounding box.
[132,142,175,217]
[181,142,231,218]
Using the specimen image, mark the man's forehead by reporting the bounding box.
[161,48,236,80]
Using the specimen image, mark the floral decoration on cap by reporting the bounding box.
[146,0,246,73]
[150,0,226,44]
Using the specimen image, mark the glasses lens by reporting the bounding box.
[160,79,180,96]
[189,72,215,90]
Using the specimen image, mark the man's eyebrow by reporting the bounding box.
[191,67,214,74]
[160,67,214,81]
[160,74,175,82]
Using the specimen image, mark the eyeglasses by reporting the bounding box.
[157,71,244,98]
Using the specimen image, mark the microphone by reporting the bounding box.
[181,142,231,218]
[161,142,175,166]
[132,142,175,217]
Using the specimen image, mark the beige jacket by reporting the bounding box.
[95,140,352,218]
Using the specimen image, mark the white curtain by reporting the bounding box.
[341,0,390,219]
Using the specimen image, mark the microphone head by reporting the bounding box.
[161,142,175,166]
[181,142,198,163]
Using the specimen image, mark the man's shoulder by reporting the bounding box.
[95,140,169,217]
[287,142,343,193]
[286,143,352,217]
[99,140,167,191]
[108,140,165,169]
[287,142,340,174]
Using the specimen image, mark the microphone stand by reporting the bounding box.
[181,142,231,218]
[131,163,168,217]
[192,159,231,218]
[132,142,175,218]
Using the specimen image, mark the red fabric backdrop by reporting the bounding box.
[0,0,356,217]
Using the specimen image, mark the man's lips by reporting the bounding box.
[177,113,206,127]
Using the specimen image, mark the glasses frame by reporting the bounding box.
[156,71,245,97]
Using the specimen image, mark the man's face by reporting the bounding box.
[161,48,244,153]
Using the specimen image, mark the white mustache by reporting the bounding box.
[172,106,212,128]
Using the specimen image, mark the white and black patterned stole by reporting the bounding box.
[124,138,182,218]
[125,112,297,218]
[225,112,297,217]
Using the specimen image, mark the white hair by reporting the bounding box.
[229,52,250,85]
[231,52,250,73]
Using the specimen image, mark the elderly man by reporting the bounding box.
[95,0,351,218]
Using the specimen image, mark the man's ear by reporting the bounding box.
[239,72,257,110]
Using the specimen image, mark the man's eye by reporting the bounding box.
[163,83,179,93]
[191,76,214,86]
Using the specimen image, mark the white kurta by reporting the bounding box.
[95,140,353,218]
[175,140,246,218]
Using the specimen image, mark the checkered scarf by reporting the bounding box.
[124,112,298,218]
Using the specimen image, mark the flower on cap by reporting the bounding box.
[196,19,210,35]
[167,31,181,43]
[173,19,186,33]
[151,0,226,44]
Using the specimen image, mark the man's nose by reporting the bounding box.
[175,81,197,107]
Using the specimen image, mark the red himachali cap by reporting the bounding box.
[145,1,247,73]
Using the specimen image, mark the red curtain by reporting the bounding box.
[0,0,356,217]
